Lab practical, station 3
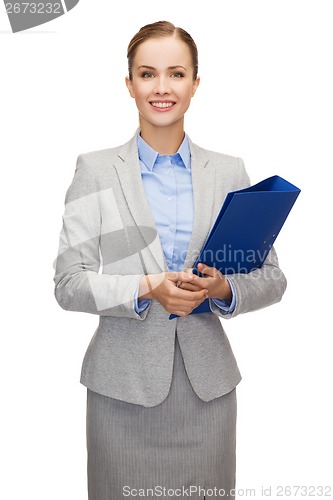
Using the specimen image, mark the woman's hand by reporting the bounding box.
[139,270,209,317]
[179,263,232,302]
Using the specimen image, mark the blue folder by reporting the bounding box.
[169,175,301,319]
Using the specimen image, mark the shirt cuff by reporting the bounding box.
[210,278,237,313]
[134,281,151,314]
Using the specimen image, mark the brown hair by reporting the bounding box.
[127,20,198,81]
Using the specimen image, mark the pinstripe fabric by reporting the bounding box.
[86,334,237,500]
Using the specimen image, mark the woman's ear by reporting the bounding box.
[125,76,135,98]
[192,76,200,97]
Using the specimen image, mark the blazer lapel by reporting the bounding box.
[113,136,168,273]
[113,135,217,275]
[183,138,216,271]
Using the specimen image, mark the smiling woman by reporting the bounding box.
[125,33,200,153]
[53,19,287,500]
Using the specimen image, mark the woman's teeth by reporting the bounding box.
[151,102,174,108]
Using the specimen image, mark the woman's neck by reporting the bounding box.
[139,120,185,154]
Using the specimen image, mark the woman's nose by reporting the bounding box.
[153,77,171,95]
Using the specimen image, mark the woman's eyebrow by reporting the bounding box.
[137,65,187,71]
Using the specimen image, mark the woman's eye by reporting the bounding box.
[140,71,184,79]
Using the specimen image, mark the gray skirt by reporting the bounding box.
[86,334,237,500]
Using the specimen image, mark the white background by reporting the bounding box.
[1,1,332,498]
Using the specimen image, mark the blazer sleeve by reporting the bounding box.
[209,245,287,319]
[53,155,151,320]
[209,157,287,319]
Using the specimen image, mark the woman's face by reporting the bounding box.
[126,36,200,131]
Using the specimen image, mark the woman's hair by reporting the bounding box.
[127,20,198,81]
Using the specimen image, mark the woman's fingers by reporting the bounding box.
[177,287,208,305]
[179,282,202,292]
[162,271,208,315]
[166,269,198,283]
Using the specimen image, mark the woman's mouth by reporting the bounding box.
[149,101,176,111]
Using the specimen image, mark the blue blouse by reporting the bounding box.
[134,131,236,314]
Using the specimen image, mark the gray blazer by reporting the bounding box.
[53,135,287,407]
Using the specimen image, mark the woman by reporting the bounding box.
[54,21,287,500]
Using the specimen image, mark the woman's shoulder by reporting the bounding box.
[72,137,137,185]
[77,140,130,165]
[190,139,242,164]
[190,139,247,174]
[189,138,250,188]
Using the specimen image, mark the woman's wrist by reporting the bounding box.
[139,274,163,300]
[214,278,232,301]
[138,275,153,300]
